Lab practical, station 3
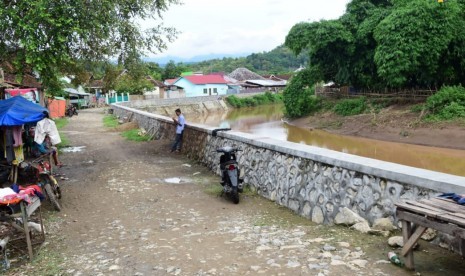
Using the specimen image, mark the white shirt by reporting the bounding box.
[34,118,61,145]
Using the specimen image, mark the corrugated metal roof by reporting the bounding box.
[245,80,287,87]
[63,88,90,96]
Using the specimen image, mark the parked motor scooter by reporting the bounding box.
[66,104,78,117]
[18,154,62,211]
[212,128,244,204]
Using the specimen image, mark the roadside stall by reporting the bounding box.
[0,96,48,267]
[63,88,91,109]
[47,96,66,118]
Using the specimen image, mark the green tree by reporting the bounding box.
[286,20,354,85]
[374,0,464,88]
[162,60,187,80]
[284,0,465,91]
[146,62,164,80]
[102,64,122,94]
[283,68,321,117]
[0,0,179,93]
[114,74,154,95]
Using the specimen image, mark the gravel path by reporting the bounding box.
[10,108,464,275]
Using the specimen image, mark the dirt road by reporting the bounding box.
[11,109,465,275]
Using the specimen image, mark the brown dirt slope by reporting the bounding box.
[291,105,465,150]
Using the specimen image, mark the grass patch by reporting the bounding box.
[8,247,65,275]
[53,118,70,149]
[57,135,70,149]
[204,182,223,196]
[103,115,118,128]
[121,129,150,142]
[53,118,68,129]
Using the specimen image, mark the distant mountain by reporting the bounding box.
[183,45,308,74]
[143,53,250,65]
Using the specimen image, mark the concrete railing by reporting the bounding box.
[111,103,465,226]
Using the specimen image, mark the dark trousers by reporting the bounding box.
[171,133,183,151]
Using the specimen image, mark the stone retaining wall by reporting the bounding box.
[120,95,229,118]
[112,103,465,219]
[122,93,266,109]
[112,103,465,253]
[121,95,227,108]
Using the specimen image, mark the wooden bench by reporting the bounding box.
[0,196,45,261]
[395,198,465,269]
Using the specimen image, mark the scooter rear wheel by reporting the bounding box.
[44,181,62,211]
[231,187,240,204]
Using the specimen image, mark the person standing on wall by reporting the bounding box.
[171,108,185,153]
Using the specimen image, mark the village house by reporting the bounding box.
[171,75,229,97]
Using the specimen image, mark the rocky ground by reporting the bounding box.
[291,104,465,150]
[4,108,465,275]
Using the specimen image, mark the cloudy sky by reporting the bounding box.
[145,0,351,59]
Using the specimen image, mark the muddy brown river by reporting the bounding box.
[189,104,465,177]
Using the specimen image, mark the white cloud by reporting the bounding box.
[146,0,351,58]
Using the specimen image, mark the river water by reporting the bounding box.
[189,104,465,177]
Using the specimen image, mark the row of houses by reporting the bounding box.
[149,68,290,99]
[1,64,295,106]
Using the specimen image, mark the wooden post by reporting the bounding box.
[12,165,18,184]
[402,220,414,269]
[20,202,33,260]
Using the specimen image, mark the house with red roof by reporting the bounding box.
[172,75,229,97]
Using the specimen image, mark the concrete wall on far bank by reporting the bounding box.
[111,103,465,254]
[120,95,229,118]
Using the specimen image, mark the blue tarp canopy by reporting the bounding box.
[0,96,48,126]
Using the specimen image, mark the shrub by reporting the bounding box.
[426,85,465,113]
[226,95,242,108]
[410,104,425,113]
[425,85,465,120]
[283,67,322,117]
[333,97,367,116]
[226,92,283,108]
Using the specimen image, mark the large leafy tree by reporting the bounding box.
[374,0,465,88]
[162,60,187,80]
[283,0,465,117]
[0,0,179,93]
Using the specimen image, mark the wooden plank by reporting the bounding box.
[408,200,465,224]
[420,201,465,220]
[439,213,465,227]
[397,203,443,219]
[397,211,465,239]
[398,203,465,227]
[404,201,446,215]
[428,198,465,214]
[401,220,414,269]
[401,226,427,256]
[427,197,465,211]
[26,197,41,217]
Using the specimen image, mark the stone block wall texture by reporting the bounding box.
[113,104,465,226]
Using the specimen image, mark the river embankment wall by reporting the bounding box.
[111,103,465,252]
[112,102,465,218]
[118,95,229,117]
[119,92,266,117]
